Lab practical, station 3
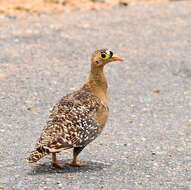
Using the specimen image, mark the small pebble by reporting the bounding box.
[151,89,160,93]
[91,0,106,2]
[119,1,129,6]
[128,120,133,124]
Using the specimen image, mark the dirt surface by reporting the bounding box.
[0,0,167,15]
[0,0,191,190]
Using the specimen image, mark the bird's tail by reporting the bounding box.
[26,146,50,163]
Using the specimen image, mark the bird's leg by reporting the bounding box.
[69,147,86,167]
[51,153,64,168]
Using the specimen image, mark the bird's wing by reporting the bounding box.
[35,89,101,151]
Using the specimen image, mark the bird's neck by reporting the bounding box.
[84,66,108,104]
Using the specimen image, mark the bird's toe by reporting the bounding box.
[52,162,64,169]
[69,161,86,167]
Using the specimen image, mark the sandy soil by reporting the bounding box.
[0,0,167,16]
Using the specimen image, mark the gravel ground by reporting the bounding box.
[0,1,191,189]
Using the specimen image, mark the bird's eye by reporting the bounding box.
[101,53,106,58]
[101,53,110,60]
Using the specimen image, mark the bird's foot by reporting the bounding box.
[69,160,86,167]
[52,161,64,169]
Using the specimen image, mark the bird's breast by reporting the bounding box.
[93,102,109,134]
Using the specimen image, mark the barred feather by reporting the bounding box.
[27,146,49,163]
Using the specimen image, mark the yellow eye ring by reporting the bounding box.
[101,53,110,60]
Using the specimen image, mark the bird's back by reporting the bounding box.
[34,85,107,153]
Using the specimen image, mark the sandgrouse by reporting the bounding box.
[27,49,123,168]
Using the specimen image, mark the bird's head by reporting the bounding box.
[91,49,123,67]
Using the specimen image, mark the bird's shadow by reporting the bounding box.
[28,159,111,175]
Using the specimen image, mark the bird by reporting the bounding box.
[27,49,123,168]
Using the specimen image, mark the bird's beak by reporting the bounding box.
[111,56,123,62]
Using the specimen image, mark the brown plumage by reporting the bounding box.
[27,49,123,168]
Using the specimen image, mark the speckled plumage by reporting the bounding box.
[27,49,123,167]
